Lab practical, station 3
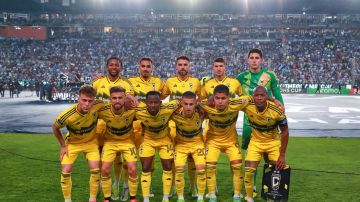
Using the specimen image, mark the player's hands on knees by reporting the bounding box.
[60,146,68,161]
[276,154,286,170]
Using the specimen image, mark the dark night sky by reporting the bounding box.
[0,0,359,14]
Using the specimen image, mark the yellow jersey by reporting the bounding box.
[171,108,204,143]
[200,76,243,100]
[98,104,136,141]
[201,96,250,143]
[92,76,134,99]
[162,76,201,100]
[243,100,287,143]
[53,100,104,144]
[135,100,180,139]
[128,76,165,102]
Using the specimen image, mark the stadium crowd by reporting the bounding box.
[1,15,360,98]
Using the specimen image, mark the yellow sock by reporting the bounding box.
[141,172,151,197]
[231,163,243,195]
[89,168,100,198]
[245,167,256,198]
[128,175,139,197]
[101,175,111,198]
[114,155,123,182]
[188,160,196,187]
[196,169,206,195]
[162,170,173,195]
[206,164,217,194]
[61,172,72,200]
[175,168,185,195]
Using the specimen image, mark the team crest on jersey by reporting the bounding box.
[161,116,166,123]
[124,116,129,124]
[189,82,193,88]
[266,117,272,122]
[196,119,199,126]
[152,83,155,90]
[92,113,97,119]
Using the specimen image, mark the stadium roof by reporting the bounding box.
[0,0,359,14]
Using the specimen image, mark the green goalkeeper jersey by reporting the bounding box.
[236,69,284,104]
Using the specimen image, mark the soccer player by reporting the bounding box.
[135,91,180,202]
[128,57,165,198]
[236,48,284,197]
[201,84,251,202]
[52,85,104,202]
[200,57,243,100]
[161,55,201,197]
[200,57,243,197]
[98,86,138,202]
[171,91,206,202]
[92,56,137,201]
[242,86,289,202]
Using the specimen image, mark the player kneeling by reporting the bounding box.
[243,86,289,202]
[98,87,139,202]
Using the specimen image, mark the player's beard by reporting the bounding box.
[178,70,188,76]
[109,70,119,77]
[113,103,123,111]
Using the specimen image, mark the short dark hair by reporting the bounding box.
[213,84,229,96]
[140,57,153,64]
[79,85,97,97]
[182,91,197,100]
[110,86,126,95]
[146,91,161,100]
[213,57,226,64]
[176,55,190,63]
[247,48,263,58]
[106,56,123,67]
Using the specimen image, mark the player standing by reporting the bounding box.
[201,85,251,202]
[242,86,289,202]
[98,86,139,202]
[92,56,137,201]
[135,91,180,202]
[171,91,206,202]
[161,56,201,197]
[52,85,104,202]
[236,49,284,197]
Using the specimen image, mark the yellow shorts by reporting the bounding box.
[61,142,100,164]
[96,119,107,146]
[174,141,206,167]
[245,140,280,162]
[139,136,174,159]
[169,120,176,142]
[101,139,137,163]
[132,120,144,149]
[206,140,242,163]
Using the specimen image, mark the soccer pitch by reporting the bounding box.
[0,133,359,202]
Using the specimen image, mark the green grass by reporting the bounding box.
[0,133,359,201]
